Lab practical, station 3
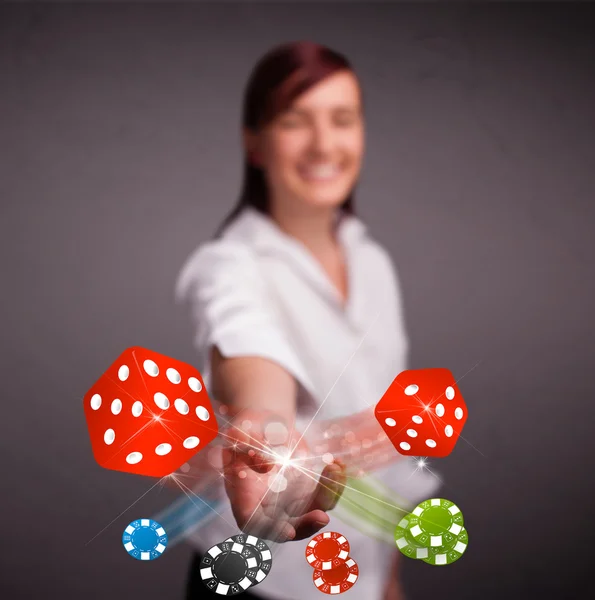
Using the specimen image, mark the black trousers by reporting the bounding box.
[186,552,267,599]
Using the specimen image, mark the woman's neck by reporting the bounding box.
[270,203,340,256]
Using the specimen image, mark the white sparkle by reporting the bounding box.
[273,446,293,469]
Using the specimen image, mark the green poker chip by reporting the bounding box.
[407,498,464,548]
[423,527,468,566]
[394,515,429,560]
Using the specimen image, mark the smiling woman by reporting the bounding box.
[176,41,439,600]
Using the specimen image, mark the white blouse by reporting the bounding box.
[175,207,438,600]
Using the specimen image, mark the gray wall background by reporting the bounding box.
[1,2,594,599]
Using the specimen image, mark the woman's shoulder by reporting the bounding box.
[183,236,256,266]
[358,233,399,275]
[174,236,259,303]
[338,213,395,270]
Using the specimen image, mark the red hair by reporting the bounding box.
[216,41,358,236]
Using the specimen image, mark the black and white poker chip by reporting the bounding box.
[200,540,261,596]
[224,534,273,585]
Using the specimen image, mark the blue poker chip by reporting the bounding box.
[122,518,168,561]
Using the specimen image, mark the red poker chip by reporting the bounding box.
[313,558,359,595]
[305,531,350,570]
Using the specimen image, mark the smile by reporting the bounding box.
[298,164,343,182]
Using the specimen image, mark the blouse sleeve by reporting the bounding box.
[388,252,410,362]
[174,240,312,391]
[374,243,411,372]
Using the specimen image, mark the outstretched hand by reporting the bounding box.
[222,410,346,542]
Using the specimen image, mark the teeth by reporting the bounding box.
[302,165,339,179]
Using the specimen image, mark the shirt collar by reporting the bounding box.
[222,206,368,252]
[221,206,368,318]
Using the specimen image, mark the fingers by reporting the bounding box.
[223,444,275,476]
[319,462,347,511]
[291,509,330,540]
[240,507,328,542]
[248,448,275,473]
[306,461,347,513]
[235,508,296,543]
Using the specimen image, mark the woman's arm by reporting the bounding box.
[210,346,297,424]
[210,346,345,542]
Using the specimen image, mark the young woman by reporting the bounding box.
[176,41,438,600]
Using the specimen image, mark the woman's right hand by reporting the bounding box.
[221,409,346,543]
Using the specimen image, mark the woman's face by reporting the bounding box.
[251,70,364,213]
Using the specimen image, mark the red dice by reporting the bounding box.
[375,368,468,458]
[83,346,218,477]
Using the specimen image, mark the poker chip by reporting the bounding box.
[407,498,464,548]
[122,518,168,561]
[224,534,273,584]
[313,558,359,594]
[423,527,469,566]
[200,540,260,595]
[394,515,429,560]
[305,531,350,570]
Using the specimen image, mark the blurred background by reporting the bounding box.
[1,1,594,599]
